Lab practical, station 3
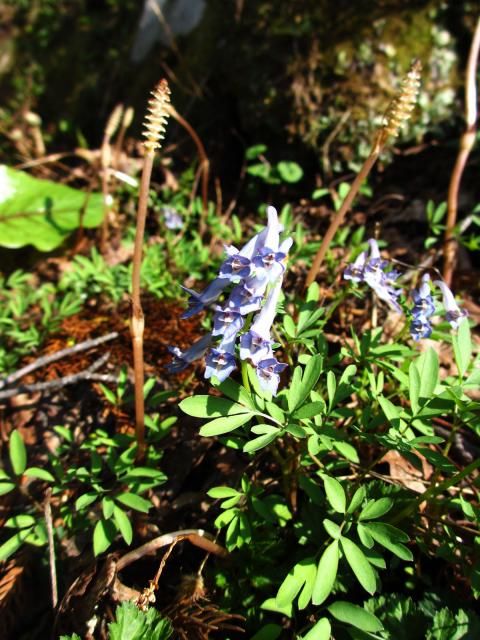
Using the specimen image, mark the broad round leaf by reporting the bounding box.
[277,161,304,183]
[179,395,252,418]
[0,165,103,251]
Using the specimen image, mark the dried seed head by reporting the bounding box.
[105,104,124,140]
[382,60,421,138]
[143,79,171,153]
[122,106,134,130]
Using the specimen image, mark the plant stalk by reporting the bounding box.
[305,135,384,287]
[131,151,155,461]
[443,18,480,286]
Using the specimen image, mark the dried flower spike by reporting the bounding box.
[382,60,421,138]
[104,104,124,140]
[143,78,171,152]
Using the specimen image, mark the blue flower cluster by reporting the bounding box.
[343,239,468,341]
[168,206,292,395]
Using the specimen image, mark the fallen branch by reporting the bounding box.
[116,529,228,573]
[0,353,111,401]
[0,332,118,390]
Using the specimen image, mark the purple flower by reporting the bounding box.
[239,330,272,365]
[204,348,237,382]
[167,333,212,373]
[409,274,435,340]
[162,207,184,230]
[212,307,244,341]
[344,239,402,312]
[181,278,229,318]
[256,357,288,396]
[434,280,468,330]
[227,283,264,315]
[219,254,252,281]
[250,278,283,340]
[344,250,368,282]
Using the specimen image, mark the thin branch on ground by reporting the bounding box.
[116,529,228,572]
[0,332,118,390]
[0,353,111,401]
[44,488,58,609]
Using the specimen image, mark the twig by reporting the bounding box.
[44,488,58,608]
[116,529,228,572]
[443,18,480,286]
[305,61,421,287]
[0,353,110,401]
[0,332,118,390]
[131,80,170,462]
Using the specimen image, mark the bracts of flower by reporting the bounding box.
[343,239,468,340]
[168,206,291,395]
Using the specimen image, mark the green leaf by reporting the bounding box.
[333,441,359,463]
[328,600,383,632]
[294,401,326,419]
[312,539,339,605]
[102,497,115,519]
[0,529,32,561]
[115,493,152,513]
[452,320,471,377]
[322,475,346,513]
[289,355,323,412]
[327,371,336,411]
[276,161,303,183]
[378,395,404,429]
[250,624,283,640]
[113,506,133,545]
[207,487,241,499]
[93,519,117,556]
[24,467,55,482]
[283,314,297,338]
[4,514,36,528]
[0,165,103,251]
[359,498,393,521]
[323,519,341,539]
[302,618,331,640]
[75,492,99,511]
[179,395,252,418]
[347,486,366,514]
[409,361,421,414]
[340,536,377,594]
[276,559,315,609]
[417,348,439,401]
[9,430,27,475]
[244,428,280,453]
[217,378,257,410]
[363,522,413,560]
[0,482,16,496]
[108,601,173,640]
[200,412,252,436]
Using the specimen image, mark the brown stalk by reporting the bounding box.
[443,18,480,286]
[305,60,421,288]
[131,79,171,462]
